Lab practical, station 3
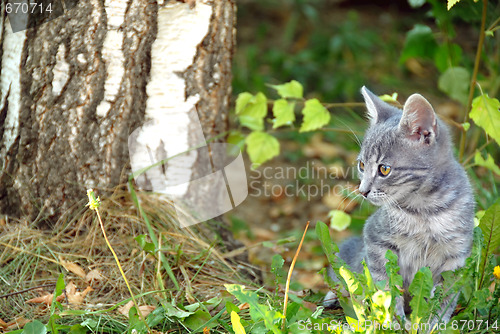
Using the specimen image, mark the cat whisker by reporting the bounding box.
[336,186,361,211]
[343,193,362,213]
[337,118,362,148]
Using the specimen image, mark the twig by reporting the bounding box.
[459,0,488,162]
[0,284,56,299]
[282,221,310,330]
[462,139,491,166]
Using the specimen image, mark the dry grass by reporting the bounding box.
[0,186,257,327]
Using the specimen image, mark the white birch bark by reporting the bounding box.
[0,0,236,222]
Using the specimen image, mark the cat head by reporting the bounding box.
[357,86,453,207]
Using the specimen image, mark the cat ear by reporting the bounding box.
[399,94,437,144]
[361,86,394,125]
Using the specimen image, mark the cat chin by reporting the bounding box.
[366,198,384,206]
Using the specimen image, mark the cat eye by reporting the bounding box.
[378,164,391,176]
[358,161,365,172]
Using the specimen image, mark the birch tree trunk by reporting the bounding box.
[0,0,236,222]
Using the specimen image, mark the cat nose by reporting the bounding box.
[360,190,370,198]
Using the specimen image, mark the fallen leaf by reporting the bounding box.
[138,305,155,317]
[26,293,54,306]
[118,300,156,318]
[60,259,86,279]
[237,302,249,311]
[65,281,93,305]
[86,269,105,283]
[6,317,30,330]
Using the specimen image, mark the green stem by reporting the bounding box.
[459,0,488,162]
[462,139,491,167]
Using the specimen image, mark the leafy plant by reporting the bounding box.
[233,80,332,166]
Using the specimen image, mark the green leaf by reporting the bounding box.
[371,290,392,324]
[362,261,375,295]
[227,131,245,151]
[409,267,433,331]
[385,250,402,287]
[231,311,247,334]
[225,301,240,315]
[299,99,331,132]
[462,122,470,131]
[184,302,202,312]
[434,43,462,72]
[315,221,339,266]
[227,130,246,157]
[339,266,365,321]
[23,320,47,334]
[470,288,490,311]
[134,235,155,254]
[269,80,303,99]
[478,199,500,258]
[235,92,268,131]
[162,302,194,319]
[225,284,282,334]
[272,99,295,128]
[271,254,285,277]
[245,131,280,166]
[128,306,145,333]
[385,250,403,311]
[68,324,88,334]
[470,94,500,146]
[474,151,500,176]
[183,309,213,330]
[438,67,470,105]
[372,290,391,311]
[400,24,438,63]
[447,0,461,10]
[50,273,65,318]
[328,210,351,231]
[339,266,362,296]
[235,92,253,114]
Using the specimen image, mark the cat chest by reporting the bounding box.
[389,215,466,282]
[392,232,458,285]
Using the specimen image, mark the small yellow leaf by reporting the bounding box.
[231,311,246,334]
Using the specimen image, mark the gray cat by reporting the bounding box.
[325,87,475,325]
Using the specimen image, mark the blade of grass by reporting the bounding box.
[128,179,180,290]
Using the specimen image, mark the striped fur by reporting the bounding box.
[326,87,474,325]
